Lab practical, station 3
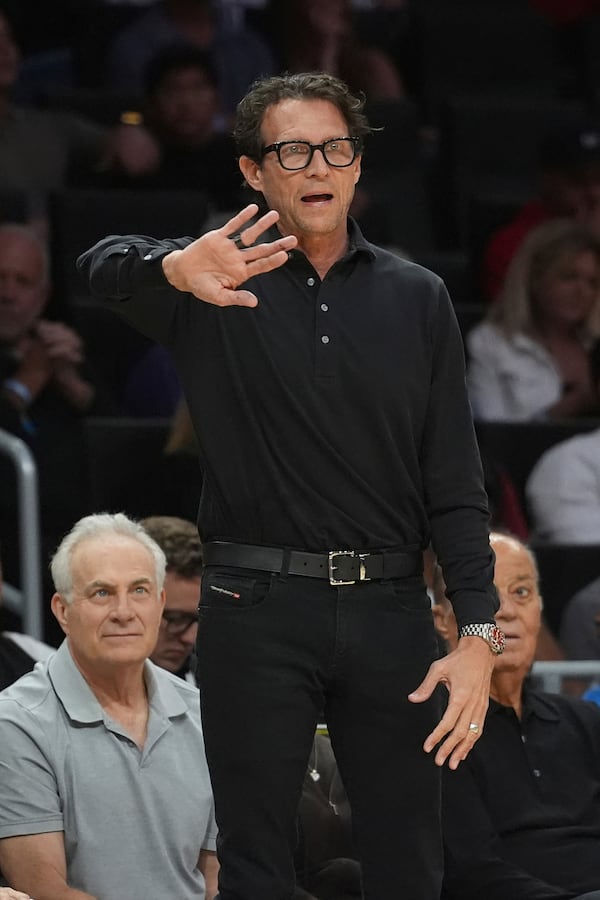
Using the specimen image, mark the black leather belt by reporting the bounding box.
[203,541,422,586]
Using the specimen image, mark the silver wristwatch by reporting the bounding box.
[458,623,505,654]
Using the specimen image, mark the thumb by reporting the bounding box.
[228,289,259,308]
[408,667,439,704]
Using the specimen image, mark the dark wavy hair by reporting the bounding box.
[233,71,372,162]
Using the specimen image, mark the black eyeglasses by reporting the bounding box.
[161,610,199,635]
[260,137,360,171]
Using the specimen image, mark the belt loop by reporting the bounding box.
[278,547,292,582]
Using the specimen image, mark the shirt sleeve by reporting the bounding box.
[442,763,576,900]
[76,235,195,342]
[0,702,64,838]
[526,442,600,544]
[202,798,218,852]
[420,282,498,627]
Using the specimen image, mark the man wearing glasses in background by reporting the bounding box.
[78,72,500,900]
[142,516,202,682]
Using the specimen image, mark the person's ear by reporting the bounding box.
[239,155,263,193]
[51,593,70,635]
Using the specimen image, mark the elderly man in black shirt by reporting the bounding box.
[77,72,500,900]
[435,532,600,900]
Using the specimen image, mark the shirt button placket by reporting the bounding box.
[314,277,335,378]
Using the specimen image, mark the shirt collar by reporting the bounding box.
[488,683,561,724]
[48,640,190,725]
[265,216,376,265]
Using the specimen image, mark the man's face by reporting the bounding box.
[432,537,541,676]
[0,14,19,91]
[490,535,542,676]
[51,535,165,675]
[239,98,361,243]
[150,571,200,674]
[0,231,47,344]
[151,66,218,145]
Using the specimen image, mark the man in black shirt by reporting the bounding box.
[77,72,500,900]
[435,533,600,900]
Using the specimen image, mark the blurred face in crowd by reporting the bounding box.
[0,13,19,92]
[51,535,165,676]
[531,248,600,332]
[0,229,48,344]
[151,570,200,674]
[150,65,219,145]
[489,535,542,676]
[297,0,351,38]
[239,98,361,245]
[433,534,542,677]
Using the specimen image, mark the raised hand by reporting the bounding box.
[161,204,298,307]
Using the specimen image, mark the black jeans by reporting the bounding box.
[196,567,443,900]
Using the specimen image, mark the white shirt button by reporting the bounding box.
[533,768,541,778]
[321,303,329,312]
[143,253,153,260]
[307,277,316,286]
[321,335,330,344]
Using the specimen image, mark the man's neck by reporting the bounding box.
[295,231,349,281]
[490,670,527,719]
[69,644,148,709]
[76,658,150,749]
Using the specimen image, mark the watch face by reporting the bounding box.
[490,625,505,654]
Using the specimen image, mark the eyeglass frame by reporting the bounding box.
[161,610,200,635]
[259,136,361,171]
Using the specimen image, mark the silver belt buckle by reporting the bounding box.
[328,550,370,586]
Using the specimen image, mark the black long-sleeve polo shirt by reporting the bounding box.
[77,218,497,628]
[442,688,600,900]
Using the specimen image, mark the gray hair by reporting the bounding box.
[50,513,167,603]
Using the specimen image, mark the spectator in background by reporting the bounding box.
[467,219,600,422]
[94,46,244,211]
[560,574,600,660]
[142,514,202,681]
[435,531,600,900]
[0,8,160,220]
[265,0,404,102]
[0,224,113,639]
[525,339,600,544]
[483,121,600,301]
[105,0,275,118]
[0,512,218,899]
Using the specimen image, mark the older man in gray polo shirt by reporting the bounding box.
[0,512,218,900]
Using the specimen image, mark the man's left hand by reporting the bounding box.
[408,636,495,769]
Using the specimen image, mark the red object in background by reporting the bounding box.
[530,0,600,26]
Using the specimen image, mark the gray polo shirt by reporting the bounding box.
[0,640,216,899]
